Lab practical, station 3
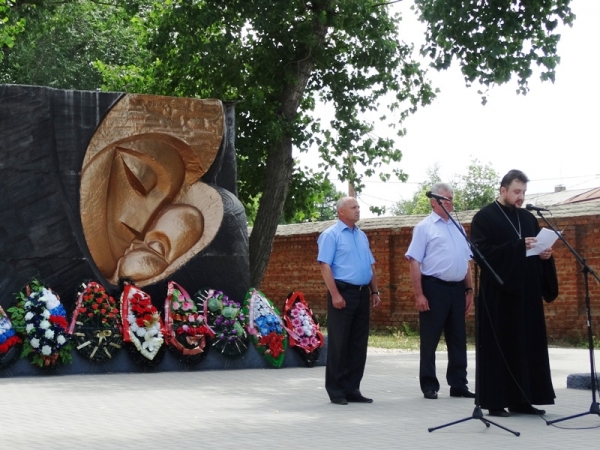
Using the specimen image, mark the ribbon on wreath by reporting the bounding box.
[68,290,85,335]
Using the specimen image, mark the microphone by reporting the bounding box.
[426,191,452,202]
[526,204,550,212]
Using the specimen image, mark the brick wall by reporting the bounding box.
[259,201,600,341]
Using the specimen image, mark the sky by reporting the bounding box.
[295,0,600,217]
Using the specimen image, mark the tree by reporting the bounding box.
[0,0,26,63]
[415,0,575,101]
[391,159,500,215]
[282,175,345,223]
[246,172,345,225]
[0,1,148,89]
[391,163,441,215]
[452,159,499,211]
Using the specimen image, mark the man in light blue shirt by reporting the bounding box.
[405,182,474,400]
[317,197,381,405]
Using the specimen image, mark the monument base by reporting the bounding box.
[1,338,327,378]
[567,373,599,390]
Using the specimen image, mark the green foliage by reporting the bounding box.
[368,205,387,217]
[0,1,150,89]
[452,159,499,211]
[281,174,345,224]
[245,172,344,225]
[391,163,441,215]
[401,322,419,337]
[7,278,44,335]
[6,303,24,333]
[0,0,26,62]
[392,159,499,215]
[414,0,575,98]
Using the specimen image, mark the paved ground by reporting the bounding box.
[1,348,599,449]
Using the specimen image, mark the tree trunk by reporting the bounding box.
[249,137,295,288]
[249,1,332,288]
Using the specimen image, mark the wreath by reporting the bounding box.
[0,305,22,369]
[283,291,324,367]
[120,283,165,365]
[8,279,73,368]
[164,281,214,364]
[68,281,122,362]
[196,289,248,358]
[243,288,287,368]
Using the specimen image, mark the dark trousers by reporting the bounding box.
[419,277,468,393]
[325,285,370,399]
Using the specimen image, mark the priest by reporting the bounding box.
[470,169,558,418]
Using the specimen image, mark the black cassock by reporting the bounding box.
[470,201,558,410]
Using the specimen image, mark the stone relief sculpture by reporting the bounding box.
[80,95,225,285]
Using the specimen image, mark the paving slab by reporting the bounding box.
[1,348,599,449]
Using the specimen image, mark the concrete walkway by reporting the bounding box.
[1,348,599,449]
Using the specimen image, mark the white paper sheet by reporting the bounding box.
[526,227,560,257]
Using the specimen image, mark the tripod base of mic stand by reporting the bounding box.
[546,401,600,425]
[428,406,520,436]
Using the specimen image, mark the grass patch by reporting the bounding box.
[368,323,419,351]
[326,323,589,351]
[367,323,476,351]
[368,331,597,352]
[547,335,600,349]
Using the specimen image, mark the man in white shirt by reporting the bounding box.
[405,182,474,400]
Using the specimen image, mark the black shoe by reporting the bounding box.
[449,387,476,398]
[423,390,438,400]
[508,404,546,415]
[330,396,348,405]
[488,408,510,417]
[347,393,373,403]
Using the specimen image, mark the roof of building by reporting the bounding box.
[526,186,600,206]
[270,198,600,237]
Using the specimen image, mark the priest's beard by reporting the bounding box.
[498,197,521,211]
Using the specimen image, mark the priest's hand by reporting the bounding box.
[525,237,537,249]
[415,293,429,312]
[540,247,553,260]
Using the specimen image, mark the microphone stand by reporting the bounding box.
[427,199,520,436]
[532,210,600,425]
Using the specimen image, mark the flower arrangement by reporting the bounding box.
[196,288,248,358]
[243,288,287,368]
[283,291,324,367]
[164,281,215,364]
[8,279,73,368]
[0,305,22,369]
[120,283,165,362]
[68,281,122,362]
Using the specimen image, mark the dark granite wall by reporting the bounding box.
[0,84,249,314]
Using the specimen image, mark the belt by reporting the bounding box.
[335,280,369,291]
[422,275,462,287]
